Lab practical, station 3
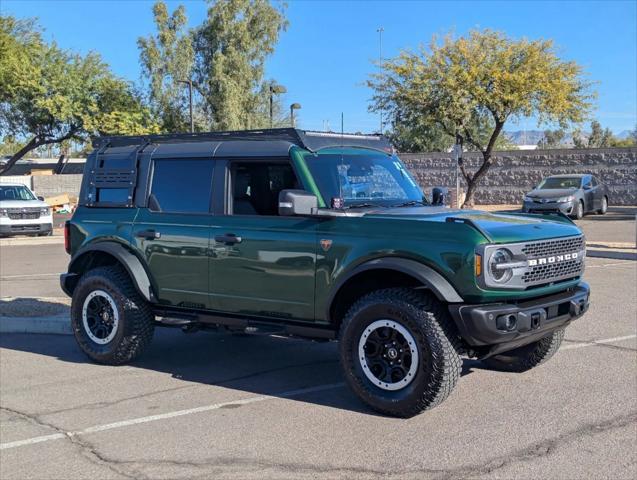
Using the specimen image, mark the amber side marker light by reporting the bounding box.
[475,253,482,276]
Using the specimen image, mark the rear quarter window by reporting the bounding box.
[150,159,214,213]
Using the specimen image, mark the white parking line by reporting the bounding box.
[561,334,637,351]
[0,273,60,279]
[0,382,346,451]
[2,333,636,452]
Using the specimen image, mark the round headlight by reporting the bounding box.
[489,248,514,283]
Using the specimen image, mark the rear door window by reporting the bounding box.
[150,159,214,213]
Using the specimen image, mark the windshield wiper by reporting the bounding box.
[391,200,429,208]
[343,202,387,210]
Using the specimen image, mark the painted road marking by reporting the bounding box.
[0,382,346,451]
[2,334,636,452]
[1,273,60,279]
[561,334,637,351]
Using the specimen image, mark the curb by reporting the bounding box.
[586,248,637,261]
[0,235,64,247]
[0,315,72,335]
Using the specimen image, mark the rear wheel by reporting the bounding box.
[339,288,461,418]
[481,328,565,372]
[71,265,154,365]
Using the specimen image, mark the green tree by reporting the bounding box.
[368,29,594,207]
[0,16,158,174]
[538,128,567,148]
[138,1,195,132]
[587,120,613,147]
[193,0,288,130]
[572,121,622,148]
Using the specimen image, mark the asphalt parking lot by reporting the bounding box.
[1,236,636,479]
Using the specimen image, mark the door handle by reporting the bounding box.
[214,233,242,245]
[136,229,161,240]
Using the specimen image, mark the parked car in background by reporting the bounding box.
[522,174,608,219]
[0,183,53,237]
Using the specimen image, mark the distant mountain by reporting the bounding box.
[504,130,545,146]
[616,130,633,139]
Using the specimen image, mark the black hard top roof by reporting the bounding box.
[92,128,393,156]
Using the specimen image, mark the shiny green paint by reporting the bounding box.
[68,146,587,328]
[131,208,211,308]
[68,207,137,255]
[290,146,326,207]
[209,215,317,321]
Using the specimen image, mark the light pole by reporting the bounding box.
[176,79,194,133]
[290,103,301,127]
[269,83,287,128]
[377,26,384,133]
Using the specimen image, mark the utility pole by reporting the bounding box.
[454,133,463,209]
[177,79,194,133]
[377,26,384,134]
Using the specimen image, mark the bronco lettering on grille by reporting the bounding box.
[527,252,579,266]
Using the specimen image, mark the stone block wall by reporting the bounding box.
[401,147,637,205]
[31,174,83,198]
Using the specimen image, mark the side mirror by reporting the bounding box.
[37,196,45,201]
[278,189,318,216]
[431,187,448,206]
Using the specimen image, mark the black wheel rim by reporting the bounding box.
[358,320,419,391]
[82,290,119,344]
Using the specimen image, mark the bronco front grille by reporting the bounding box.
[521,236,585,258]
[521,258,583,284]
[7,208,40,220]
[520,235,585,287]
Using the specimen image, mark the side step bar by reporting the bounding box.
[152,307,336,340]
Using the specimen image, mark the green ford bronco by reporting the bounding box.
[61,128,589,417]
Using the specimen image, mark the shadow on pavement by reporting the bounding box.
[0,297,69,317]
[0,327,477,416]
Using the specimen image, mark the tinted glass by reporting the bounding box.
[538,177,582,189]
[151,159,214,213]
[97,188,129,204]
[232,162,299,215]
[0,185,36,201]
[304,152,423,207]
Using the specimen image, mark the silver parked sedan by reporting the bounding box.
[522,174,609,219]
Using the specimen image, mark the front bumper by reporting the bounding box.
[522,200,574,215]
[0,222,52,236]
[449,282,589,357]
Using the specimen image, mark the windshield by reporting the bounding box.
[303,151,424,207]
[0,185,36,201]
[538,177,581,189]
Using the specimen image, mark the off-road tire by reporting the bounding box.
[71,265,154,365]
[572,200,584,220]
[339,288,462,418]
[597,196,608,215]
[481,328,565,373]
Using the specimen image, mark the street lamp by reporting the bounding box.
[269,83,287,128]
[290,103,301,127]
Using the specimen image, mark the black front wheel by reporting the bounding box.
[597,196,608,215]
[339,288,461,418]
[572,200,584,220]
[71,265,154,365]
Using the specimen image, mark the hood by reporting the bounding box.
[0,199,49,209]
[526,188,577,199]
[364,206,582,243]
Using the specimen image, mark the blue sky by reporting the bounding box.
[3,0,636,134]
